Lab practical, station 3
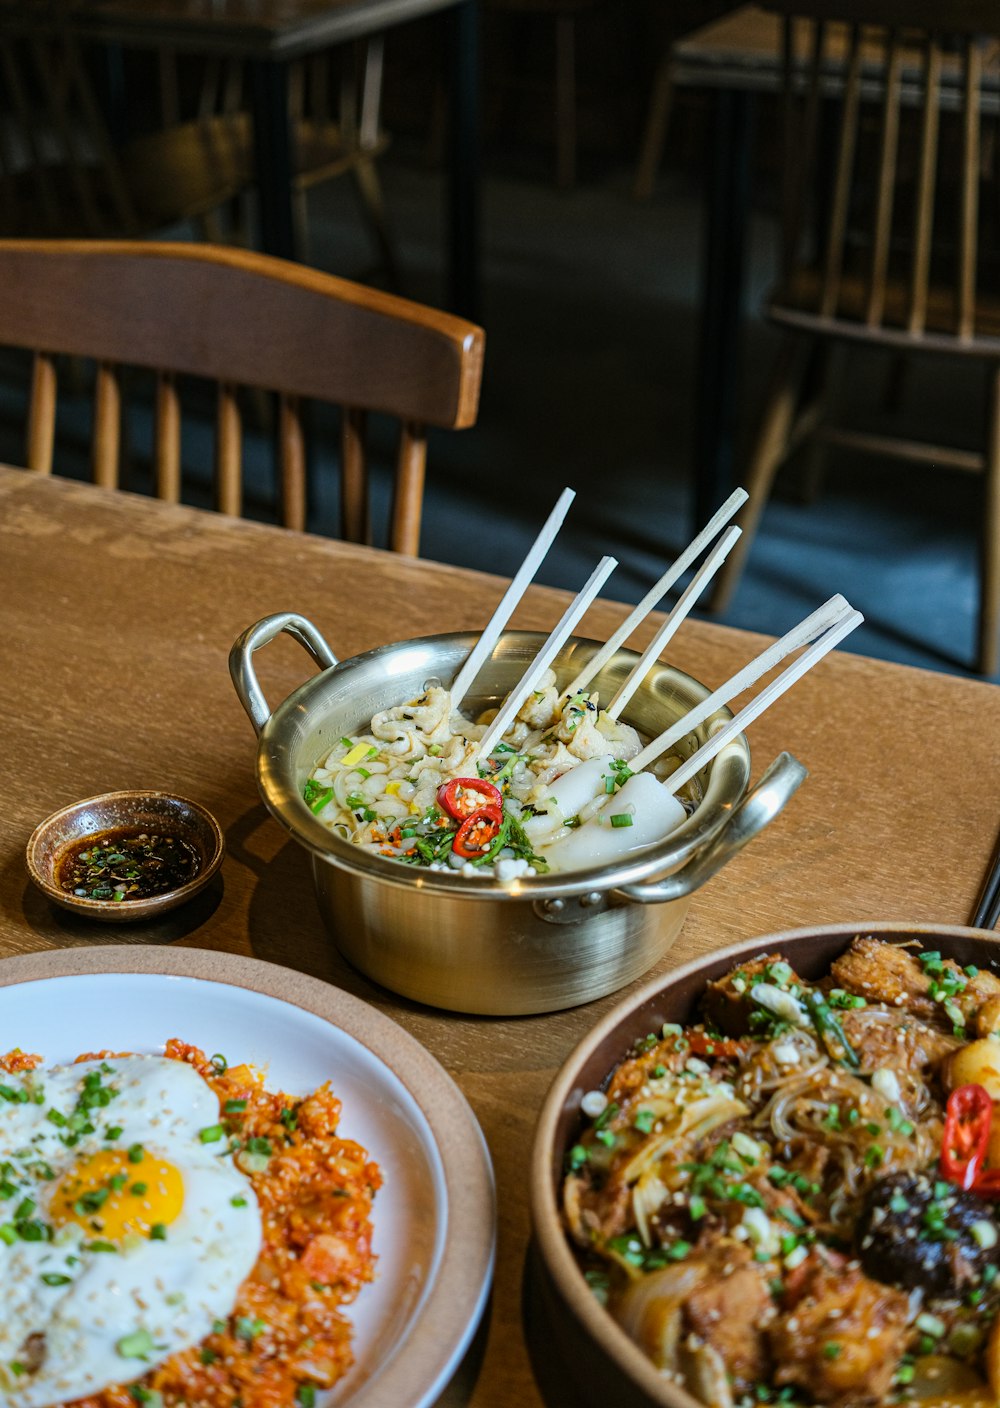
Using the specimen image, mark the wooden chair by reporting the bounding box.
[708,0,1000,675]
[0,6,251,241]
[0,240,485,554]
[171,39,399,279]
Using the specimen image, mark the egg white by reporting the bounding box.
[0,1054,263,1406]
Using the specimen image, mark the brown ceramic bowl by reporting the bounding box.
[528,921,1000,1408]
[26,790,225,922]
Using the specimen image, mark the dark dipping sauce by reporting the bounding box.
[57,827,200,902]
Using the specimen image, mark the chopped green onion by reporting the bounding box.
[117,1328,156,1360]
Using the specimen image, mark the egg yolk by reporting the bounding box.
[51,1149,184,1241]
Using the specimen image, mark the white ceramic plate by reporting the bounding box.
[0,946,495,1408]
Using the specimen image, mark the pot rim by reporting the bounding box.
[528,920,1000,1408]
[253,629,752,901]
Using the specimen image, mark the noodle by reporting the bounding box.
[562,939,1000,1408]
[303,673,700,878]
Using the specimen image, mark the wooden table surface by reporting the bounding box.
[68,0,468,60]
[2,465,1000,1406]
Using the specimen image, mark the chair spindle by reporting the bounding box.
[216,383,243,516]
[279,394,307,531]
[92,362,121,488]
[27,353,57,475]
[391,422,427,557]
[866,29,903,329]
[907,37,942,336]
[784,20,827,275]
[155,372,182,503]
[820,24,862,319]
[341,405,369,544]
[958,38,982,341]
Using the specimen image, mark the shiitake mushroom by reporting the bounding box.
[856,1171,999,1297]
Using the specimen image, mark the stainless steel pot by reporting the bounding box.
[230,611,807,1015]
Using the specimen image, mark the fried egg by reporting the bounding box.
[0,1054,263,1406]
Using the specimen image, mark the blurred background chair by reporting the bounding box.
[708,0,1000,675]
[0,3,398,283]
[161,38,399,281]
[0,240,484,554]
[0,5,250,240]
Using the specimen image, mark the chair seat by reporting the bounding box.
[769,266,1000,352]
[120,120,253,227]
[0,119,252,238]
[292,121,390,192]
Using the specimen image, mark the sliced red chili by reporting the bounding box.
[970,1167,1000,1198]
[437,778,502,820]
[452,805,503,859]
[940,1083,992,1191]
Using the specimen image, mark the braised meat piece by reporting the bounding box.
[830,937,938,1017]
[964,967,1000,1019]
[830,936,1000,1031]
[683,1244,772,1391]
[856,1170,999,1297]
[702,954,790,1036]
[767,1251,910,1405]
[837,1006,958,1074]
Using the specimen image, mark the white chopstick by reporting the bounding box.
[473,555,619,767]
[629,593,853,774]
[605,524,741,720]
[559,486,749,701]
[659,607,864,796]
[450,487,576,713]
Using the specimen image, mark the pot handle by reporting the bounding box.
[613,752,807,906]
[229,612,339,736]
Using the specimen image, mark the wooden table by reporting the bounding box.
[68,0,480,317]
[2,464,1000,1406]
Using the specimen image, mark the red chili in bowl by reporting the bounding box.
[452,806,504,859]
[437,778,503,820]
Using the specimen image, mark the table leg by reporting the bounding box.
[446,0,481,320]
[249,58,297,262]
[693,86,755,535]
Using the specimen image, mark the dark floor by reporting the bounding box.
[295,139,994,683]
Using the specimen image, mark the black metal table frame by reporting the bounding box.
[71,0,481,320]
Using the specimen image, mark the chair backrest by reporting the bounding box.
[0,240,485,554]
[766,0,1000,349]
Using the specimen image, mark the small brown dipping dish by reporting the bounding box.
[26,790,225,922]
